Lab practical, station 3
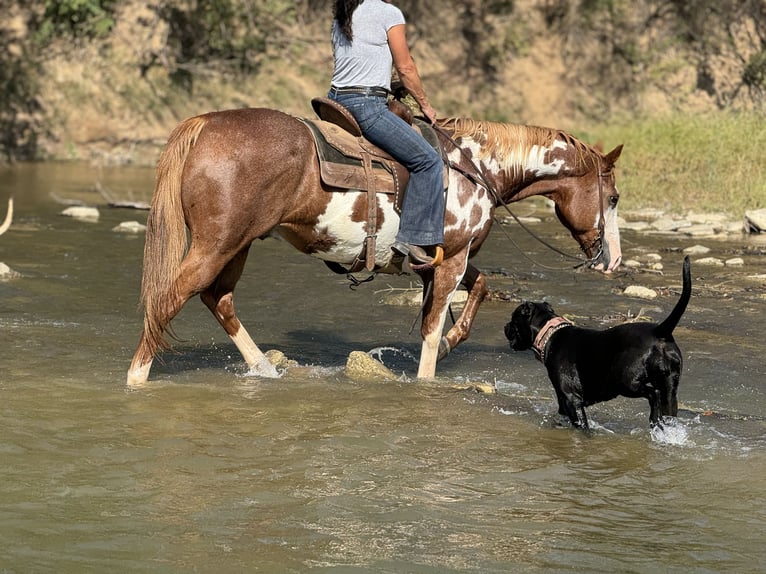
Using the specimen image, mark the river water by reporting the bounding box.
[1,162,765,573]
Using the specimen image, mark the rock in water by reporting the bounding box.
[345,351,400,381]
[745,208,766,233]
[61,206,100,220]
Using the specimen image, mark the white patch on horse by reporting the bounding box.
[458,138,566,180]
[524,140,566,177]
[444,149,494,235]
[312,191,399,264]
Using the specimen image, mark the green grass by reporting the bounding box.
[590,112,766,216]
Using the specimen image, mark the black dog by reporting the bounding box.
[504,256,691,429]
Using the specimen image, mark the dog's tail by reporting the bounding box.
[654,256,691,338]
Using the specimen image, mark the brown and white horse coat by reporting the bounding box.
[127,108,622,386]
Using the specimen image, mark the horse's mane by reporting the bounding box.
[437,117,600,175]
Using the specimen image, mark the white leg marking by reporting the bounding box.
[230,325,279,378]
[127,360,153,388]
[417,331,443,379]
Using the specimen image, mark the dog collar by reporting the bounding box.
[532,316,573,363]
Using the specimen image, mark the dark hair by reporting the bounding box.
[334,0,362,41]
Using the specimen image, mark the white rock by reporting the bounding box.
[645,253,663,262]
[0,262,20,280]
[687,212,730,224]
[622,207,665,221]
[651,217,692,232]
[381,288,467,307]
[623,285,657,299]
[500,215,542,225]
[725,221,747,234]
[620,221,652,231]
[61,206,100,220]
[683,244,710,255]
[725,257,744,267]
[622,259,641,268]
[112,220,146,233]
[744,208,766,232]
[695,257,725,266]
[682,224,718,237]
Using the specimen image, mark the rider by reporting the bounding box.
[328,0,445,269]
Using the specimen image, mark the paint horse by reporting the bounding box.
[127,107,623,386]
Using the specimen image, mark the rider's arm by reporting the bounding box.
[387,24,437,123]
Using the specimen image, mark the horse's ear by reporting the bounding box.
[604,144,623,167]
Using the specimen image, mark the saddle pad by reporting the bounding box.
[301,118,408,213]
[300,117,448,215]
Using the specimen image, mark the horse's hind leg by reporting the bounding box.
[128,245,258,387]
[200,245,279,377]
[127,273,198,387]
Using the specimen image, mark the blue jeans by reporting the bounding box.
[328,92,445,246]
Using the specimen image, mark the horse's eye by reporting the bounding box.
[609,195,619,207]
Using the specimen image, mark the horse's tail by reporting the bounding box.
[0,197,13,235]
[140,115,208,353]
[654,256,691,338]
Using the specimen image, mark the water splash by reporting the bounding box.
[367,346,418,364]
[650,417,690,445]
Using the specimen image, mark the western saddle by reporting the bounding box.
[301,97,447,273]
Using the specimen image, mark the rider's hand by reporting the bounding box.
[421,104,437,124]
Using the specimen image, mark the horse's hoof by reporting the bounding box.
[126,363,151,388]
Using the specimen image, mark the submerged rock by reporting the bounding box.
[61,206,100,221]
[265,349,298,370]
[345,351,400,381]
[684,244,711,255]
[695,257,725,266]
[0,262,20,280]
[622,285,657,299]
[112,220,146,233]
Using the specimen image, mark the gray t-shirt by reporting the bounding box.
[331,0,406,90]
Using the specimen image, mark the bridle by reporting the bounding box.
[433,123,610,270]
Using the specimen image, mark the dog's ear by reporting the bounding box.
[542,302,555,315]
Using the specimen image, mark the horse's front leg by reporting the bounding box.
[415,251,470,379]
[438,262,488,361]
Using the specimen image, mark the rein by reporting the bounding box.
[432,123,607,270]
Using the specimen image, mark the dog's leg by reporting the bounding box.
[578,406,590,430]
[553,369,587,429]
[646,385,666,429]
[562,393,585,429]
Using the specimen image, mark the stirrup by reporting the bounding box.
[407,245,444,271]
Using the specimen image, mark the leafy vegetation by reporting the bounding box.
[35,0,116,44]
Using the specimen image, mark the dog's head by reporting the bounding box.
[504,301,557,351]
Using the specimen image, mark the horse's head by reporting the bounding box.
[438,119,623,273]
[551,142,623,273]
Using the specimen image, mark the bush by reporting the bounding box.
[35,0,116,44]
